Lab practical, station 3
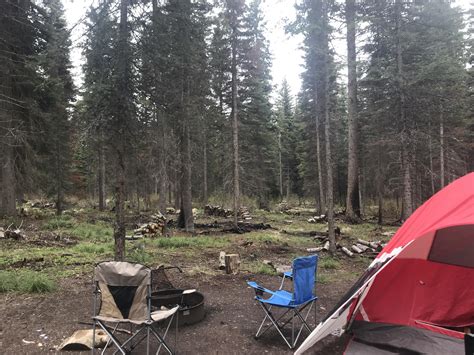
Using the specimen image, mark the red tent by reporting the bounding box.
[296,173,474,354]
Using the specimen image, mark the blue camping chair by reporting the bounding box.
[247,255,318,349]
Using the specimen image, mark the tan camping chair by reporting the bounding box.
[92,261,178,354]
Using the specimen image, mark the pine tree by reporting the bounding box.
[239,0,276,209]
[276,79,300,200]
[36,0,74,215]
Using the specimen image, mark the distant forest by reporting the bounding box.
[1,0,472,257]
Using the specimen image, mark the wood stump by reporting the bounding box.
[224,254,240,274]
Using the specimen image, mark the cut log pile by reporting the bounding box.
[204,204,252,220]
[305,238,386,258]
[307,214,327,223]
[204,204,233,217]
[127,212,166,239]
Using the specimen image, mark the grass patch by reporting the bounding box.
[43,215,76,230]
[317,273,330,284]
[246,261,277,276]
[127,251,154,265]
[70,222,113,241]
[72,242,113,255]
[319,257,340,270]
[151,236,231,249]
[0,270,55,293]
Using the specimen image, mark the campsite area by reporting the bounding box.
[0,204,398,354]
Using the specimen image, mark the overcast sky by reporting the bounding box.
[64,0,472,99]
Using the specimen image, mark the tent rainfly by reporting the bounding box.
[296,173,474,355]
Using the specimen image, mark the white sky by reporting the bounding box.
[64,0,472,98]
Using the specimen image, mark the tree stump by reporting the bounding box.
[224,254,240,274]
[219,251,226,270]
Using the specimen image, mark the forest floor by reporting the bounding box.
[0,204,399,354]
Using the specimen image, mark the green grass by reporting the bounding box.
[150,236,231,249]
[72,242,113,254]
[43,215,76,230]
[319,257,340,270]
[0,270,55,293]
[246,261,278,276]
[317,274,331,284]
[70,222,113,241]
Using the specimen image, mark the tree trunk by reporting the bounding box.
[377,171,383,225]
[345,0,360,220]
[179,81,194,232]
[315,92,325,214]
[278,130,283,199]
[203,138,208,205]
[358,170,364,216]
[56,151,63,216]
[98,137,106,211]
[428,120,435,195]
[231,13,240,227]
[113,0,130,261]
[0,143,16,217]
[396,0,412,221]
[0,65,16,217]
[321,1,335,254]
[439,111,445,189]
[114,151,126,261]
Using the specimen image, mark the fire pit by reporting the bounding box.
[151,289,205,327]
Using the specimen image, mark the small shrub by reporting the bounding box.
[127,250,154,265]
[319,257,340,270]
[247,262,277,276]
[0,270,55,293]
[73,242,112,254]
[43,215,76,230]
[317,274,330,284]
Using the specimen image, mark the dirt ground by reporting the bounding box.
[0,267,355,354]
[1,206,396,354]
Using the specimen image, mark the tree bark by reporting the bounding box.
[315,91,325,214]
[203,137,208,205]
[182,122,194,232]
[320,1,335,254]
[98,136,106,211]
[113,0,130,261]
[0,52,16,217]
[428,120,435,195]
[345,0,360,220]
[278,130,283,199]
[396,0,412,221]
[0,143,16,217]
[230,9,240,227]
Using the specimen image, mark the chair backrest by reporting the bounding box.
[292,255,318,305]
[94,261,151,321]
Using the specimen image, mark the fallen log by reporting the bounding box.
[357,239,371,247]
[351,245,364,254]
[281,230,328,238]
[355,243,370,252]
[341,247,354,257]
[307,247,323,253]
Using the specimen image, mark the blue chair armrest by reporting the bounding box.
[247,281,293,301]
[283,271,293,279]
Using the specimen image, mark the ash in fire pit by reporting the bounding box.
[151,267,205,327]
